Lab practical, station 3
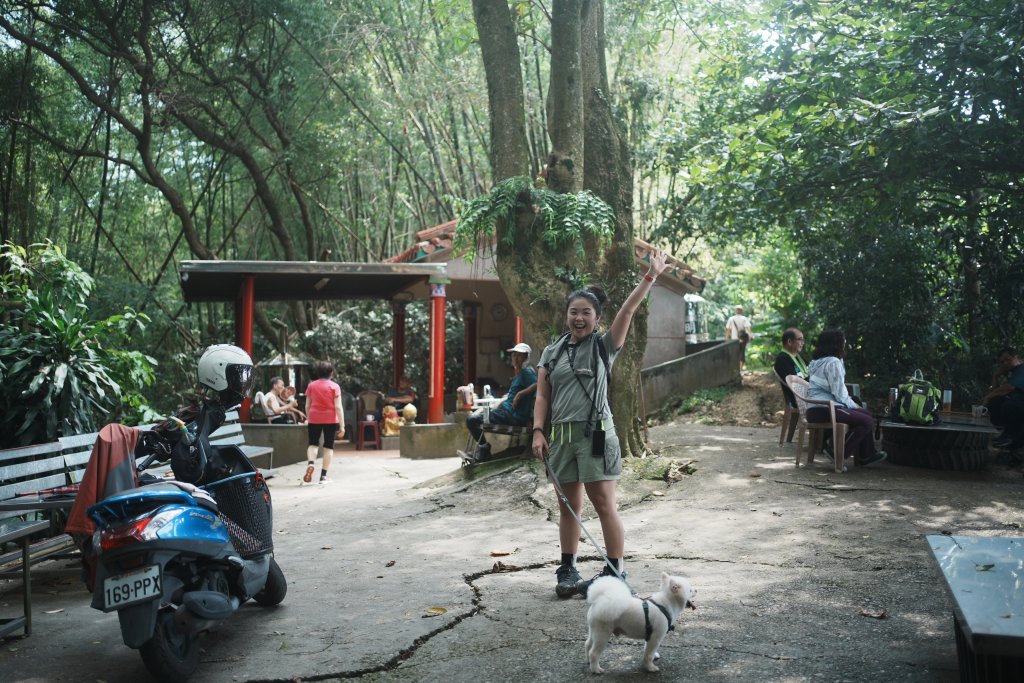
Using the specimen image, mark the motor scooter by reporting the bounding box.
[85,401,286,683]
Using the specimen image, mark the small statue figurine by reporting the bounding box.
[401,403,417,424]
[382,405,405,436]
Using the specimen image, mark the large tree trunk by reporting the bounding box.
[580,0,646,456]
[473,0,646,456]
[470,0,530,181]
[472,0,568,360]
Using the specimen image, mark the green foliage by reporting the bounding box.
[0,242,156,447]
[301,300,464,398]
[651,0,1024,389]
[648,386,735,426]
[677,387,733,414]
[450,176,615,259]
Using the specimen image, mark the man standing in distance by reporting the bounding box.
[725,305,754,373]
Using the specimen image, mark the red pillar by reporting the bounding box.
[235,275,256,422]
[428,280,448,423]
[463,302,478,384]
[391,301,407,390]
[514,315,524,344]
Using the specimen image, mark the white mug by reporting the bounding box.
[971,405,988,418]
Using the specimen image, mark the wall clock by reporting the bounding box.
[490,303,509,321]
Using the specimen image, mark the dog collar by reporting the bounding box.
[643,598,675,641]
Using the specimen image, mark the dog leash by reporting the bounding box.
[541,455,636,596]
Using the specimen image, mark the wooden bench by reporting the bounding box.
[927,534,1024,681]
[0,441,78,578]
[0,410,273,577]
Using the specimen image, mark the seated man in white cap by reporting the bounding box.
[462,343,537,461]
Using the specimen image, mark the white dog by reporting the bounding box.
[585,573,696,674]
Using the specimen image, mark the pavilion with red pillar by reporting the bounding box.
[178,260,448,423]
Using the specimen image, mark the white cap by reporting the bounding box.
[507,342,532,357]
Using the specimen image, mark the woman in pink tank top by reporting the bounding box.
[303,360,345,484]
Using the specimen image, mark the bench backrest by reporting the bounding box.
[55,411,246,491]
[0,441,67,505]
[1,410,264,527]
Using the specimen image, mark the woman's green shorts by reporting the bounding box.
[545,420,621,484]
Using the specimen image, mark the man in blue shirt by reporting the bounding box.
[462,343,537,461]
[984,347,1024,449]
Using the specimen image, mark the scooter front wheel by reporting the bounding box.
[253,556,287,606]
[139,610,199,683]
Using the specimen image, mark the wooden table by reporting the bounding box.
[0,518,50,638]
[881,412,999,471]
[927,535,1024,680]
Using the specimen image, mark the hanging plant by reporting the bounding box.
[450,176,615,260]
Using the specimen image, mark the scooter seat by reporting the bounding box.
[142,481,219,514]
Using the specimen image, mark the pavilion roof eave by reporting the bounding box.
[178,260,447,303]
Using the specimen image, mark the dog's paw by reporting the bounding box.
[590,664,605,674]
[643,660,661,673]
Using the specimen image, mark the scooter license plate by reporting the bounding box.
[103,564,162,611]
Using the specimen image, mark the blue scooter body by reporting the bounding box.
[84,408,283,675]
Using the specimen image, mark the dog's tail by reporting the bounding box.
[586,576,633,622]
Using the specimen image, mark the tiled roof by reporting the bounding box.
[386,221,706,293]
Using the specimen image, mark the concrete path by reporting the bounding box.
[2,422,1022,682]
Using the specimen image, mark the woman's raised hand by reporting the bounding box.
[648,248,669,278]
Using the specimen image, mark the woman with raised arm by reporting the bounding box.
[533,249,669,598]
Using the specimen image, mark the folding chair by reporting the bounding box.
[786,376,849,472]
[773,370,799,445]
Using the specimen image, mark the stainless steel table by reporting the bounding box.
[0,518,50,638]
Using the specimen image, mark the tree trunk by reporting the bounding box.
[471,0,530,181]
[580,0,646,456]
[474,0,646,456]
[548,0,585,193]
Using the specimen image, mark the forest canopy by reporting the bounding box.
[1,0,1021,443]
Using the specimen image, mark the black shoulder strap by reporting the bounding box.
[543,332,572,373]
[595,335,610,382]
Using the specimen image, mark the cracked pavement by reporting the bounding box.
[3,422,1022,682]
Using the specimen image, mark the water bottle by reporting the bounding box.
[483,384,492,399]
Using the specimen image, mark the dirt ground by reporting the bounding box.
[4,373,1023,682]
[665,370,787,428]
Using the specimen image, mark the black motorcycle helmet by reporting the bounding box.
[197,344,255,408]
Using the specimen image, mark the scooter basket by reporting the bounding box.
[205,472,273,558]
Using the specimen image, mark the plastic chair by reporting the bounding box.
[251,391,274,423]
[773,370,799,445]
[340,390,357,436]
[786,376,848,472]
[355,390,385,450]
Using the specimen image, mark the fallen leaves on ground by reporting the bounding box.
[490,548,517,556]
[857,607,887,619]
[423,607,447,618]
[492,560,519,572]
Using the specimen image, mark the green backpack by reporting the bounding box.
[898,370,941,425]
